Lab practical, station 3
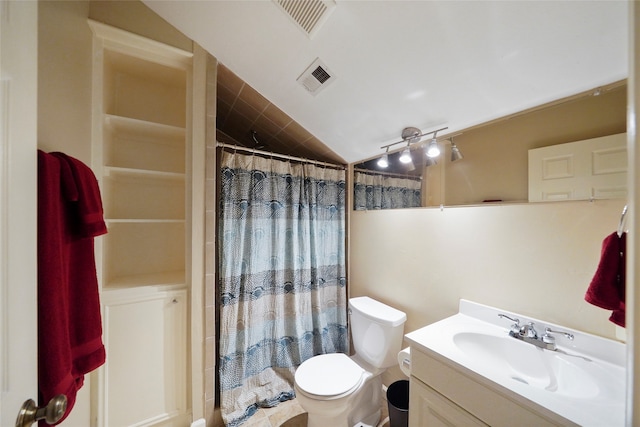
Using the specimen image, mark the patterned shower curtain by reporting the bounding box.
[218,150,348,426]
[353,171,422,210]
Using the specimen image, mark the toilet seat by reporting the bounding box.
[295,353,364,398]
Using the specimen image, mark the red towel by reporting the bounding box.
[585,231,626,327]
[38,151,107,424]
[51,152,107,237]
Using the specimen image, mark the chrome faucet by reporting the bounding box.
[520,322,539,338]
[498,314,574,351]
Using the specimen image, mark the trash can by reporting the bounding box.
[387,380,409,427]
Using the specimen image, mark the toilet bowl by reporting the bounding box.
[294,353,382,427]
[294,353,380,427]
[294,297,406,427]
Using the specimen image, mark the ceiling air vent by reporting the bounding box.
[274,0,336,38]
[296,58,335,95]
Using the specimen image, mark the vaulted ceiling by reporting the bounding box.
[215,63,345,164]
[143,1,628,165]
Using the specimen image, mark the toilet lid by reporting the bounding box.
[295,353,364,397]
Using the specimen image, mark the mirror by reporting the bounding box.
[353,82,626,209]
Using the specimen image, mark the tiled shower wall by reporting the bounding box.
[204,52,221,427]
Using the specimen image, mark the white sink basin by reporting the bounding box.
[452,331,600,399]
[405,300,626,427]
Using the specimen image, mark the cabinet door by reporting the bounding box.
[101,289,188,427]
[409,377,488,427]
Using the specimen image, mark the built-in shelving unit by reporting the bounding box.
[89,19,193,427]
[93,23,190,292]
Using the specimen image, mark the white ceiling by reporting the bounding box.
[143,0,628,163]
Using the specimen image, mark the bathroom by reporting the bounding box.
[3,1,638,426]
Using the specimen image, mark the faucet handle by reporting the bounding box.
[498,314,520,334]
[544,327,574,341]
[498,313,519,325]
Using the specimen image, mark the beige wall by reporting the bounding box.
[38,0,92,160]
[349,199,626,382]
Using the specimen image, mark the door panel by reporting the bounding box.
[528,133,627,202]
[101,289,188,427]
[0,1,39,426]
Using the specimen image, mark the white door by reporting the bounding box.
[528,133,627,202]
[0,1,39,426]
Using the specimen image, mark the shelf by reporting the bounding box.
[103,170,185,220]
[103,270,186,289]
[103,49,187,127]
[103,222,185,283]
[104,114,185,138]
[106,219,185,224]
[104,166,185,180]
[104,115,185,174]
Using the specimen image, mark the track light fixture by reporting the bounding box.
[451,137,463,162]
[399,143,412,164]
[425,132,441,158]
[376,126,464,168]
[377,148,390,168]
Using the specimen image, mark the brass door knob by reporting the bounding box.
[15,394,67,427]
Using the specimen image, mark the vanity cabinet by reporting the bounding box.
[89,20,193,426]
[408,347,573,427]
[409,377,487,426]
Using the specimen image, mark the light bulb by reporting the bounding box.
[451,143,463,161]
[399,147,412,164]
[377,153,389,168]
[426,138,440,158]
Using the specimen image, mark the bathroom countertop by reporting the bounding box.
[405,299,626,427]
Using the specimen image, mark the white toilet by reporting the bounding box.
[294,296,407,427]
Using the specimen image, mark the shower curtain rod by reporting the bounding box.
[217,142,346,170]
[354,167,422,180]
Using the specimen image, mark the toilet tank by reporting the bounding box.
[349,297,407,369]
